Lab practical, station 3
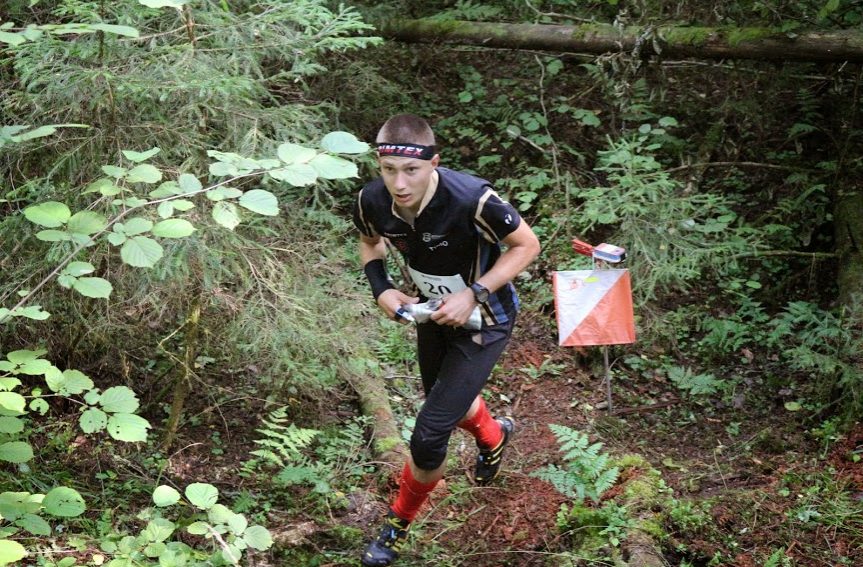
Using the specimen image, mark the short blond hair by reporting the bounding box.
[376,114,436,146]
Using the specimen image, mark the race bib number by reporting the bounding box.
[408,267,467,298]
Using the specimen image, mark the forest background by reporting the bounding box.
[1,0,862,566]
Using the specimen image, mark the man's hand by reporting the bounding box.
[430,288,477,327]
[377,289,419,323]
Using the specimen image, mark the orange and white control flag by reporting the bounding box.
[554,270,636,346]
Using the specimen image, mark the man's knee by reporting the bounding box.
[409,424,450,470]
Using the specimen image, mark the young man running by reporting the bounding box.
[353,114,540,566]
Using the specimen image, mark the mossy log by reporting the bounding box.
[348,371,408,470]
[379,19,863,63]
[615,455,667,567]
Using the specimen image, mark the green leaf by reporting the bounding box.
[784,401,802,412]
[63,261,95,277]
[83,390,101,405]
[35,229,71,242]
[0,417,24,434]
[101,165,128,179]
[277,143,317,164]
[6,350,45,364]
[238,190,279,216]
[185,483,219,510]
[106,413,151,442]
[320,131,369,154]
[99,386,139,413]
[15,305,50,320]
[0,377,21,390]
[73,277,113,299]
[107,232,127,246]
[16,513,51,536]
[309,154,358,180]
[205,187,243,201]
[24,201,71,228]
[122,217,154,236]
[79,407,108,434]
[59,369,95,395]
[89,24,140,38]
[658,116,679,127]
[0,539,27,565]
[152,485,181,507]
[209,161,238,177]
[121,236,164,267]
[0,31,26,46]
[151,219,195,238]
[122,147,160,162]
[172,199,194,211]
[143,518,175,543]
[0,441,33,463]
[207,504,233,524]
[84,177,122,196]
[18,358,51,375]
[268,164,318,187]
[67,211,107,235]
[227,513,248,535]
[177,173,202,194]
[212,202,240,230]
[29,398,49,415]
[157,201,174,219]
[186,521,210,535]
[43,487,86,517]
[126,164,162,184]
[0,392,26,414]
[242,525,273,550]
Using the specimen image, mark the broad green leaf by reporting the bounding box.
[107,232,126,246]
[126,164,162,184]
[177,173,202,194]
[122,147,160,162]
[0,539,27,565]
[172,199,194,211]
[268,163,317,187]
[139,0,189,7]
[73,277,112,299]
[207,504,233,524]
[43,487,86,517]
[13,125,57,141]
[186,521,210,535]
[83,390,101,405]
[0,393,26,413]
[6,350,45,364]
[144,542,167,558]
[88,24,140,38]
[212,201,240,230]
[58,274,74,288]
[24,201,71,228]
[151,219,195,238]
[185,483,218,510]
[63,261,95,277]
[321,131,370,154]
[157,201,174,219]
[67,211,106,235]
[238,190,278,216]
[84,178,120,195]
[64,370,93,393]
[227,513,248,535]
[0,377,21,390]
[209,161,238,177]
[0,492,28,520]
[309,154,358,180]
[16,513,51,536]
[0,441,33,463]
[784,401,802,412]
[101,165,127,178]
[121,236,163,267]
[99,386,139,413]
[19,358,51,375]
[29,398,49,415]
[123,217,154,236]
[0,31,26,46]
[16,305,50,320]
[152,485,181,507]
[277,143,317,164]
[205,187,242,201]
[242,525,273,550]
[0,417,23,434]
[152,180,182,197]
[106,413,150,442]
[143,518,175,543]
[36,229,71,242]
[79,407,108,434]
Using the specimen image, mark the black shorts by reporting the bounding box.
[409,316,516,470]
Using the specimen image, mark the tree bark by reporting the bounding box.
[835,186,863,307]
[379,20,863,63]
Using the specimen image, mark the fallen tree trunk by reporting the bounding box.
[379,19,863,63]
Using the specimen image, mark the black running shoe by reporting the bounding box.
[361,510,410,566]
[474,416,515,486]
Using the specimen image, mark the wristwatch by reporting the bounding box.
[470,282,490,304]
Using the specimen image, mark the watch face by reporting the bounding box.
[472,284,489,303]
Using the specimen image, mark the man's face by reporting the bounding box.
[378,154,439,213]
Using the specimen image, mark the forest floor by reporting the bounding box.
[337,310,863,567]
[154,309,863,567]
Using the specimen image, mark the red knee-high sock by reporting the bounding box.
[390,463,439,523]
[458,397,503,450]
